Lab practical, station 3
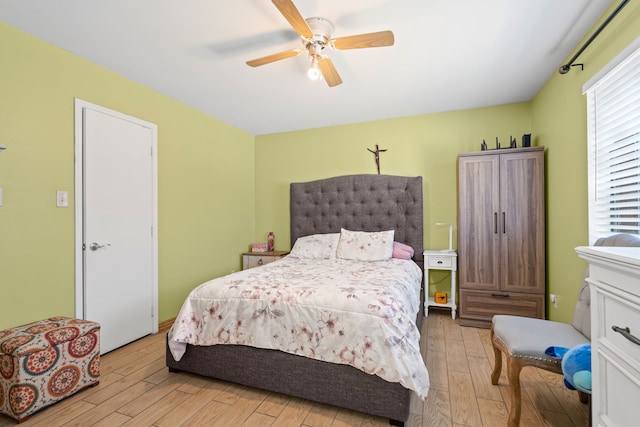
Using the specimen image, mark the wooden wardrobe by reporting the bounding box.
[457,146,546,328]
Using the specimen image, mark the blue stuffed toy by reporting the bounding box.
[545,343,592,394]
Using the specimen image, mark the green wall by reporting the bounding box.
[0,22,255,330]
[531,0,640,322]
[254,104,532,297]
[254,2,640,322]
[2,1,638,330]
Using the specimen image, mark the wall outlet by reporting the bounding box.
[550,293,558,309]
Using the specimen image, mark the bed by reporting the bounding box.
[166,174,426,425]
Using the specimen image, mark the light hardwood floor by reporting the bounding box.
[1,310,588,426]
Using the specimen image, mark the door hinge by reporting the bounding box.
[150,145,153,157]
[82,243,86,251]
[151,226,154,236]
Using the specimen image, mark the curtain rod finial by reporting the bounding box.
[559,65,570,74]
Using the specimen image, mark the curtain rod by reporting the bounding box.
[559,0,630,74]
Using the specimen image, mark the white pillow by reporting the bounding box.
[336,228,395,261]
[289,233,340,259]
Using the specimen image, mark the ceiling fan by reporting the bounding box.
[246,0,395,87]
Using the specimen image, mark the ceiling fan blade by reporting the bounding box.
[319,57,342,87]
[331,30,394,50]
[272,0,313,39]
[246,49,303,67]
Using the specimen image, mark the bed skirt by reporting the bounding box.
[165,338,412,425]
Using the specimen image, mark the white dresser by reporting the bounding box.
[575,246,640,427]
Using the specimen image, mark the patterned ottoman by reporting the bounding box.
[0,317,100,422]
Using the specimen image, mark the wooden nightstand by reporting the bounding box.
[242,251,288,270]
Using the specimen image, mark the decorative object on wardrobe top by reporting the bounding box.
[481,134,531,151]
[558,0,630,74]
[0,144,6,151]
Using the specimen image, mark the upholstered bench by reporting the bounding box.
[0,317,100,423]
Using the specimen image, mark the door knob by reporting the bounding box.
[89,242,111,251]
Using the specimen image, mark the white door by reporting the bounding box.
[74,100,158,354]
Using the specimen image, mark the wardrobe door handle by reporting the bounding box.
[612,326,640,346]
[494,213,498,234]
[502,212,506,233]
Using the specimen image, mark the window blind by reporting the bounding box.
[586,45,640,244]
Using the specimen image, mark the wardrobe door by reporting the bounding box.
[499,150,546,295]
[457,154,500,291]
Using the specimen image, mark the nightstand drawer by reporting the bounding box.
[245,255,276,269]
[428,256,453,268]
[242,251,288,270]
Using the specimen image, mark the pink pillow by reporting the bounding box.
[392,242,415,260]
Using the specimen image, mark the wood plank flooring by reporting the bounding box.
[1,310,588,426]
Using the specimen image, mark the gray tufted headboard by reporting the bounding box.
[290,174,424,263]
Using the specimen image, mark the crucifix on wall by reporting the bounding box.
[367,144,387,175]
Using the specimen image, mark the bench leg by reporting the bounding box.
[506,357,524,427]
[578,391,589,404]
[490,325,502,385]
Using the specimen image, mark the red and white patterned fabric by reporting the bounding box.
[0,317,100,422]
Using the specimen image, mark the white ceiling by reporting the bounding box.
[0,0,613,135]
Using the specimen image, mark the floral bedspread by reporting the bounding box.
[168,256,429,398]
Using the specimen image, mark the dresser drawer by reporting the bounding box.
[596,286,640,362]
[459,289,545,327]
[595,346,640,427]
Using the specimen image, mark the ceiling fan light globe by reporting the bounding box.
[308,65,321,81]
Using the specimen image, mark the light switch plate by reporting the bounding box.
[56,190,69,208]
